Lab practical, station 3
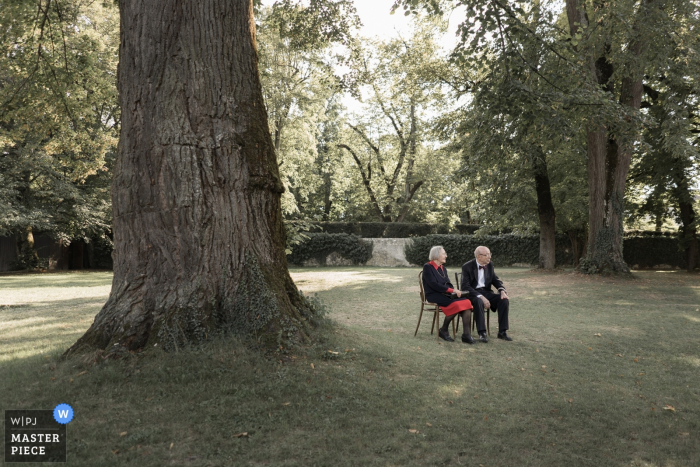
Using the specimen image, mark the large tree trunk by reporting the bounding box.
[532,150,556,269]
[66,0,315,356]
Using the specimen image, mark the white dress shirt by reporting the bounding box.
[476,263,486,297]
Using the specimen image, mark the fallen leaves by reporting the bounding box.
[408,429,419,434]
[169,443,173,450]
[616,354,623,357]
[594,333,601,337]
[663,405,676,413]
[233,432,249,438]
[119,432,127,437]
[426,423,432,427]
[282,402,290,406]
[310,363,315,370]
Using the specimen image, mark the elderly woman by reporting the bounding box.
[422,246,475,344]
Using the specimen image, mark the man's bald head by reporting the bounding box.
[474,246,491,265]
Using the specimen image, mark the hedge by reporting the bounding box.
[404,234,574,267]
[313,222,480,238]
[623,235,686,269]
[405,234,692,269]
[286,233,373,266]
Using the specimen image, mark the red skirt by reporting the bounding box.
[442,299,473,317]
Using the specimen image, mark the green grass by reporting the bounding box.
[1,267,699,466]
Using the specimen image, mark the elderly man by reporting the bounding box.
[460,246,512,341]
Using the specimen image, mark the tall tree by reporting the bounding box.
[564,0,699,273]
[434,2,588,268]
[67,0,319,356]
[338,25,447,222]
[0,0,118,268]
[398,0,699,272]
[628,58,700,271]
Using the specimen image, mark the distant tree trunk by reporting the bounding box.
[66,0,314,356]
[16,226,39,270]
[532,150,556,269]
[566,230,582,267]
[673,174,699,272]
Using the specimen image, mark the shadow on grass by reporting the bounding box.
[0,268,698,466]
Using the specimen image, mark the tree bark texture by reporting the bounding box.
[67,0,314,356]
[532,151,556,269]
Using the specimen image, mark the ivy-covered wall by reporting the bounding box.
[286,233,373,266]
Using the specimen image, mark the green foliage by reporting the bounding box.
[314,222,479,237]
[266,0,360,49]
[0,0,118,246]
[405,234,573,267]
[337,20,464,224]
[286,233,372,265]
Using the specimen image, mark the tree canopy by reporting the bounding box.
[2,0,698,274]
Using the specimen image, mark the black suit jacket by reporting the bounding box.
[460,259,506,297]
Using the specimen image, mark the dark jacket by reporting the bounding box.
[460,258,506,297]
[422,262,469,307]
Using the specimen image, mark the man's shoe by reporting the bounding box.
[461,334,475,344]
[478,332,489,343]
[497,331,513,341]
[438,330,455,342]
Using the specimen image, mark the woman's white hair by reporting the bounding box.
[428,246,444,261]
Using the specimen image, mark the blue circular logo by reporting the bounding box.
[53,404,74,424]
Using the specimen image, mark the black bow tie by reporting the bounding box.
[478,265,485,270]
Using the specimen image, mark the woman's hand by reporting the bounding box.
[455,290,462,298]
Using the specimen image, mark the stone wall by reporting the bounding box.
[301,238,414,267]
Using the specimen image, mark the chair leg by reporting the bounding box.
[414,304,425,337]
[431,309,437,335]
[467,311,472,335]
[436,312,440,341]
[451,318,456,339]
[487,309,490,336]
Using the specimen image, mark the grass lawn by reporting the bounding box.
[1,267,699,466]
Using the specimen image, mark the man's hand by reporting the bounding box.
[501,291,509,300]
[480,296,490,309]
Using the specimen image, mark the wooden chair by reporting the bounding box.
[415,271,460,341]
[454,272,490,336]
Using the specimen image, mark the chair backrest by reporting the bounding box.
[454,272,462,290]
[418,271,426,302]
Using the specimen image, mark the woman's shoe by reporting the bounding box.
[461,334,475,344]
[438,330,455,342]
